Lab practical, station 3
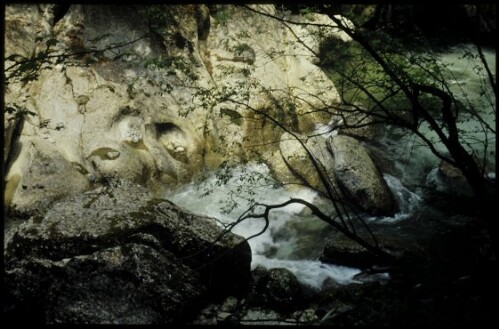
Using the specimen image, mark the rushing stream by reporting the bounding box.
[162,44,495,290]
[379,44,496,188]
[164,163,363,289]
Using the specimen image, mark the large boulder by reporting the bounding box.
[328,135,396,215]
[273,132,339,194]
[426,161,473,197]
[4,179,251,324]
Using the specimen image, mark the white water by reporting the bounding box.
[162,45,494,290]
[313,117,343,138]
[252,255,361,289]
[164,162,362,289]
[366,174,422,224]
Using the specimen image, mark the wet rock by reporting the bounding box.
[245,265,270,307]
[191,303,220,325]
[45,244,203,324]
[5,241,203,324]
[328,135,396,215]
[320,236,374,269]
[318,303,356,325]
[315,276,433,327]
[320,232,423,269]
[255,268,303,313]
[4,178,251,324]
[425,161,473,197]
[250,265,269,288]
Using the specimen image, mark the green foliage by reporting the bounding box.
[213,7,233,26]
[318,14,495,196]
[321,30,480,120]
[139,6,174,33]
[5,39,60,86]
[299,6,315,20]
[143,55,188,73]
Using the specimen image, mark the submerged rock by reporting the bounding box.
[4,178,251,324]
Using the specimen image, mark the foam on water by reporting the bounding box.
[313,117,343,138]
[164,162,362,287]
[252,254,362,289]
[367,174,421,223]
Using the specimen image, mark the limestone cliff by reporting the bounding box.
[4,4,353,213]
[5,5,397,216]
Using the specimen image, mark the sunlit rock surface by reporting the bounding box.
[274,131,339,195]
[4,4,352,213]
[328,135,396,215]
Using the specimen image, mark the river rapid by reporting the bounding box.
[161,44,495,291]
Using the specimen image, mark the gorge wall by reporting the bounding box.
[4,4,394,216]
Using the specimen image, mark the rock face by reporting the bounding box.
[328,135,396,215]
[4,179,252,324]
[267,131,396,216]
[4,4,352,213]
